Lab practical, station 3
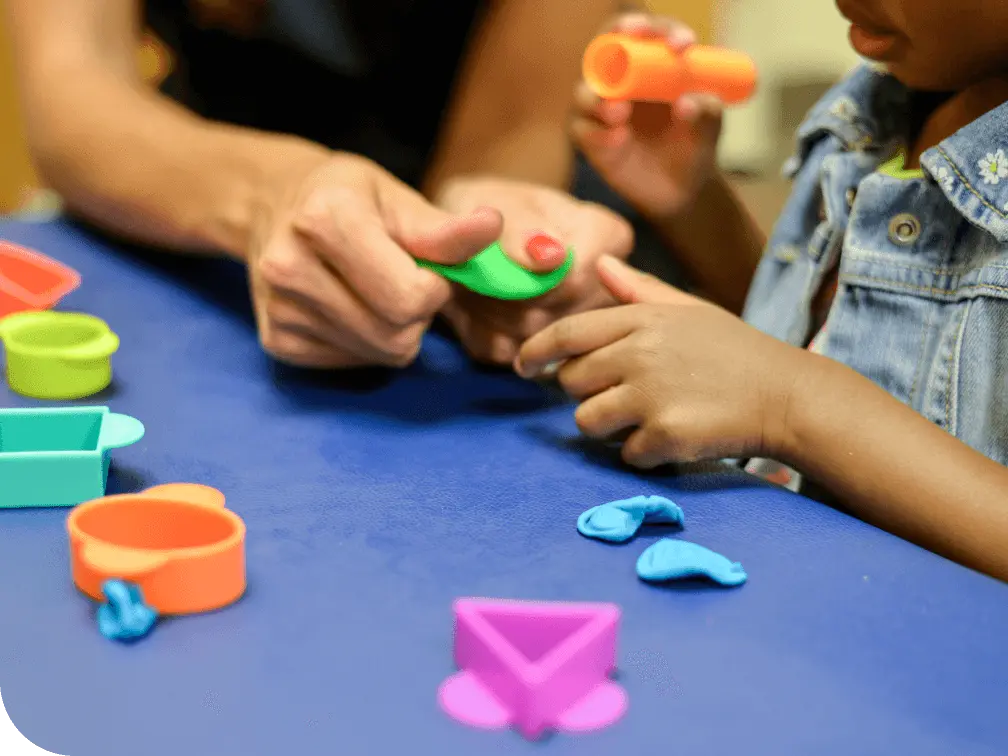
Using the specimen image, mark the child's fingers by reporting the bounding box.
[574,385,644,441]
[556,342,627,400]
[515,308,641,378]
[569,116,630,154]
[598,255,698,306]
[574,81,632,127]
[609,12,697,52]
[674,94,724,129]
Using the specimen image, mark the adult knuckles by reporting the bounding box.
[382,327,425,367]
[257,246,303,291]
[380,279,441,327]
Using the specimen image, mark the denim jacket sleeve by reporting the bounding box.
[742,65,1008,467]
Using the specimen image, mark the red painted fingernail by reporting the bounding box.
[526,233,565,263]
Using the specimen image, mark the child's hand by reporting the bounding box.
[571,13,723,222]
[515,256,813,467]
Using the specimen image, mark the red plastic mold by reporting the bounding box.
[0,241,81,317]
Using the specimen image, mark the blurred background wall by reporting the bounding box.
[0,1,860,214]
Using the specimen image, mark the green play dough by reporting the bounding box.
[417,241,574,300]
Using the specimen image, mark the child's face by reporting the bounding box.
[836,0,1008,90]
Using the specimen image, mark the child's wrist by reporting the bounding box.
[771,352,864,471]
[645,169,726,233]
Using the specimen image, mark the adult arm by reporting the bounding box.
[423,0,622,195]
[4,0,329,259]
[782,355,1008,582]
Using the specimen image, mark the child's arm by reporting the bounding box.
[516,257,1008,582]
[570,13,765,314]
[782,353,1008,581]
[649,171,766,314]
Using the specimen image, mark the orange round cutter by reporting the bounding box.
[583,33,757,104]
[67,484,246,615]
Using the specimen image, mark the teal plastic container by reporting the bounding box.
[0,406,145,508]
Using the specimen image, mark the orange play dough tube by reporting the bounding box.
[583,33,757,104]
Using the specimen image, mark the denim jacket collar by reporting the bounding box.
[786,64,1008,242]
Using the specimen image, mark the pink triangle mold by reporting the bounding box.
[437,598,628,739]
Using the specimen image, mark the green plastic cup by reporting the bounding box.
[0,311,120,400]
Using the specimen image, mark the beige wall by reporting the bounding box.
[717,0,861,171]
[0,9,35,212]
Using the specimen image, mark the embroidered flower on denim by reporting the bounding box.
[977,149,1008,185]
[829,97,859,122]
[934,166,955,192]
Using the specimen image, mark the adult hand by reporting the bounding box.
[248,152,503,368]
[516,256,814,467]
[435,175,633,365]
[571,13,723,221]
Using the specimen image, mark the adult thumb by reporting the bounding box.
[397,200,504,267]
[597,255,695,305]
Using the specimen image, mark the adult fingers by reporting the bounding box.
[441,300,520,365]
[256,228,428,364]
[291,188,454,328]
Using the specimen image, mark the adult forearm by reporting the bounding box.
[27,70,329,259]
[781,356,1008,582]
[424,121,575,196]
[649,171,766,313]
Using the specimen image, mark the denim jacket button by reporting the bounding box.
[888,213,922,245]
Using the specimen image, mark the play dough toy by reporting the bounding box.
[0,241,80,317]
[68,484,246,616]
[97,579,159,641]
[0,310,119,399]
[636,539,747,587]
[583,33,757,104]
[0,406,145,508]
[417,241,574,300]
[577,495,684,543]
[438,597,627,740]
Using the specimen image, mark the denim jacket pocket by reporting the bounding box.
[824,238,1008,465]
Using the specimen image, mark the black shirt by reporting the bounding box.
[145,0,487,187]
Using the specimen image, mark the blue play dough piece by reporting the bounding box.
[577,495,684,543]
[97,580,158,641]
[636,539,747,587]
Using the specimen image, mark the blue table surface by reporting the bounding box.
[1,219,1006,756]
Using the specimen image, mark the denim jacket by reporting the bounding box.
[743,65,1008,468]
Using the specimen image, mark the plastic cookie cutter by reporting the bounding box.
[438,597,628,740]
[0,405,145,509]
[637,539,747,587]
[577,495,684,543]
[0,241,81,317]
[583,32,757,104]
[416,241,574,300]
[67,484,247,616]
[0,310,119,399]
